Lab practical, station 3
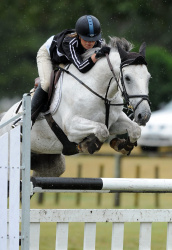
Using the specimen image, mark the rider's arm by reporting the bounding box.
[62,36,96,73]
[91,54,97,63]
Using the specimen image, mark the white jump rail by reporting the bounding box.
[27,208,172,250]
[0,94,31,250]
[30,176,172,249]
[31,176,172,193]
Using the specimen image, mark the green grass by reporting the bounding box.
[29,145,172,249]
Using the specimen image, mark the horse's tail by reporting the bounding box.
[0,112,6,121]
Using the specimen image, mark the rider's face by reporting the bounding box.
[80,37,96,50]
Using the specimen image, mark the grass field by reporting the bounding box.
[29,145,172,249]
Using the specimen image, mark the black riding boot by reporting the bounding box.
[31,84,48,125]
[12,85,48,129]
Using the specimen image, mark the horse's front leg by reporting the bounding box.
[64,116,109,154]
[109,111,141,155]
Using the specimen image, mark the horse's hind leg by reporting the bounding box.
[31,153,65,177]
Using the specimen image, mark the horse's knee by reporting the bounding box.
[128,124,141,143]
[95,124,109,142]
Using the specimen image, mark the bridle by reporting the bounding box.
[56,54,150,128]
[106,54,150,114]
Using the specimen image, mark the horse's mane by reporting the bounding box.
[107,36,134,52]
[82,37,134,60]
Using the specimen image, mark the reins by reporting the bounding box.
[56,65,106,102]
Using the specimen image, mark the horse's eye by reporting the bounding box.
[125,76,130,82]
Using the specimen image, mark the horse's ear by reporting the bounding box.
[139,42,146,58]
[117,42,128,62]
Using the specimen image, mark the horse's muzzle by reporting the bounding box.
[135,110,151,126]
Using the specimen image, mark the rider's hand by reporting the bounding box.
[95,46,111,59]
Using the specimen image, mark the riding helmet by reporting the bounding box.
[75,15,101,41]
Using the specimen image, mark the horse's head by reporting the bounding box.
[116,41,151,126]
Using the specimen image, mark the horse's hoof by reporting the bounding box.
[87,137,103,154]
[78,134,103,154]
[110,138,136,155]
[110,138,127,154]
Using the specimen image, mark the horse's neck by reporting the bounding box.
[89,51,120,98]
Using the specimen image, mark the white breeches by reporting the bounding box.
[36,44,53,92]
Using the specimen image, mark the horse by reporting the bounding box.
[0,37,151,178]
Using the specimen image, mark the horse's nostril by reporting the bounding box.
[138,114,142,120]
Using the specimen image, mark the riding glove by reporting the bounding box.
[95,46,111,59]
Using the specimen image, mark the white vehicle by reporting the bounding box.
[138,101,172,151]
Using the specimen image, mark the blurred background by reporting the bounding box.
[1,1,172,249]
[1,0,172,111]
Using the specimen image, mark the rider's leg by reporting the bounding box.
[31,43,52,124]
[12,44,52,128]
[31,84,48,124]
[11,85,48,128]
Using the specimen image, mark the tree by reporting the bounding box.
[146,46,172,110]
[0,0,172,111]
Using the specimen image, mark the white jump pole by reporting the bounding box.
[31,177,172,193]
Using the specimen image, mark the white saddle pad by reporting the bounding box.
[49,70,64,115]
[37,70,64,119]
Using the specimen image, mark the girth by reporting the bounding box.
[45,113,79,156]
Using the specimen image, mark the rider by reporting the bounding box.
[13,15,110,127]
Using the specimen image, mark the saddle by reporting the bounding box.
[34,67,62,111]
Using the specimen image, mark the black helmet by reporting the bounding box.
[75,15,101,41]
